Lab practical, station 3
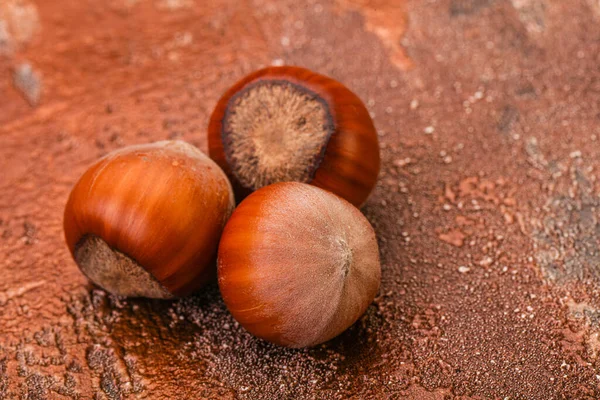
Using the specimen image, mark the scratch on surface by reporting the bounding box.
[0,0,40,55]
[12,63,42,106]
[0,101,69,133]
[334,0,413,70]
[155,0,194,10]
[588,0,600,17]
[0,280,45,305]
[510,0,546,34]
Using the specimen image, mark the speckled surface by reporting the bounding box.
[2,0,600,398]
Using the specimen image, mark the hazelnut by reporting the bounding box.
[208,66,380,207]
[217,182,381,347]
[64,140,234,299]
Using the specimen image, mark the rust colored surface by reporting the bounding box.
[2,0,600,399]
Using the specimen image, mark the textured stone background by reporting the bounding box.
[2,0,600,398]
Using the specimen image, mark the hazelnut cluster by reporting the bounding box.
[64,66,381,347]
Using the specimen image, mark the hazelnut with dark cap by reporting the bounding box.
[208,66,380,207]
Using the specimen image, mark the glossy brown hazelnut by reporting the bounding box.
[217,182,381,348]
[208,66,380,208]
[64,140,235,299]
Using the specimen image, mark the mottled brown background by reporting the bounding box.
[2,0,600,399]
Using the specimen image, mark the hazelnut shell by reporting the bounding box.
[64,140,235,298]
[208,66,380,207]
[217,182,381,347]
